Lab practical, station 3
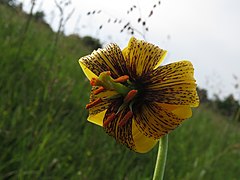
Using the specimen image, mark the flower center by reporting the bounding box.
[92,71,131,95]
[86,71,138,127]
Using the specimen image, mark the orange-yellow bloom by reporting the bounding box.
[79,37,199,153]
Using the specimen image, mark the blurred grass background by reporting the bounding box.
[0,2,240,180]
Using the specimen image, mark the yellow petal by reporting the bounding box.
[88,87,118,126]
[79,61,98,80]
[103,107,136,151]
[88,109,107,126]
[172,106,192,119]
[123,37,167,79]
[122,47,128,59]
[134,102,185,139]
[159,103,192,119]
[144,61,199,107]
[86,87,119,127]
[154,49,167,69]
[104,111,158,153]
[132,120,157,153]
[79,43,127,79]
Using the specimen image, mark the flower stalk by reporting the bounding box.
[153,135,168,180]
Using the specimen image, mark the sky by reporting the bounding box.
[17,0,240,99]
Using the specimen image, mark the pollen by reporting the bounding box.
[86,98,103,109]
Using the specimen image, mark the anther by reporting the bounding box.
[114,75,129,83]
[106,71,111,75]
[90,78,102,86]
[119,111,133,127]
[86,98,102,109]
[90,78,98,86]
[93,86,105,95]
[103,113,116,126]
[124,90,138,103]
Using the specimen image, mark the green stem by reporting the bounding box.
[152,135,168,180]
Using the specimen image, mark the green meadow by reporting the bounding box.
[0,3,240,180]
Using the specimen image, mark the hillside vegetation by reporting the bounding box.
[0,3,240,180]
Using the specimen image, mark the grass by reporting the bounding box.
[0,3,240,180]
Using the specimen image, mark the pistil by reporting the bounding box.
[97,72,130,96]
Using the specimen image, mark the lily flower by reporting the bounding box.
[79,37,199,153]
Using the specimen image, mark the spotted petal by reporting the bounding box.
[79,43,127,80]
[134,102,186,140]
[132,120,158,153]
[123,37,167,80]
[159,103,193,119]
[103,101,157,153]
[143,61,199,107]
[103,103,136,151]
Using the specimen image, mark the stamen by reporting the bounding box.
[93,86,105,95]
[114,75,129,83]
[124,90,138,103]
[103,113,116,126]
[86,98,102,109]
[119,111,133,127]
